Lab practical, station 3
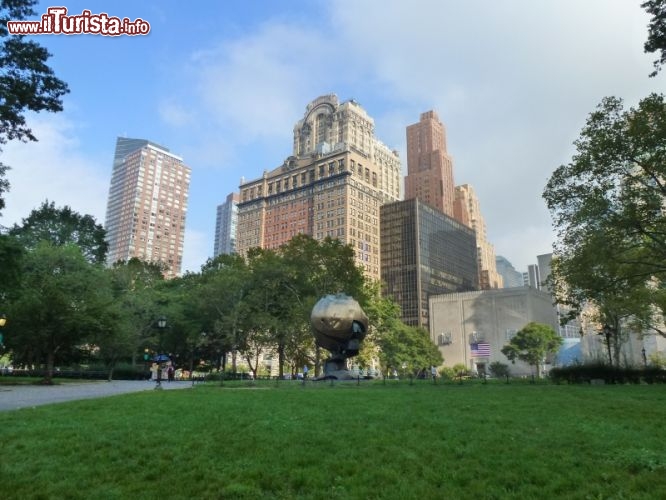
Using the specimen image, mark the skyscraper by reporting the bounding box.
[214,192,239,257]
[404,111,456,217]
[105,137,191,278]
[496,256,524,288]
[381,198,479,328]
[454,184,503,289]
[236,94,401,281]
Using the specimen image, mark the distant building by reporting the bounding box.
[429,287,559,376]
[105,137,190,278]
[496,255,524,288]
[236,94,401,281]
[381,198,478,328]
[454,184,503,289]
[214,192,239,257]
[404,110,456,217]
[537,253,553,290]
[524,264,540,289]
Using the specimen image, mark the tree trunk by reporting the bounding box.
[277,338,285,379]
[315,346,321,377]
[44,349,55,385]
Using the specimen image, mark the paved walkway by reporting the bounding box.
[0,380,193,412]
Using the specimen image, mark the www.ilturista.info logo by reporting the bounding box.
[7,7,151,36]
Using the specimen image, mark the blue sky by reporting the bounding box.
[1,0,662,274]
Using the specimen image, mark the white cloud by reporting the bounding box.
[323,0,660,270]
[186,22,337,144]
[158,99,195,127]
[0,114,108,229]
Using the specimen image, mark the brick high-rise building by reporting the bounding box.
[105,137,191,278]
[454,184,503,289]
[405,111,456,217]
[236,94,401,281]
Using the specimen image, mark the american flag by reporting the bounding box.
[471,343,491,357]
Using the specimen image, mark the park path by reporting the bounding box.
[0,379,192,412]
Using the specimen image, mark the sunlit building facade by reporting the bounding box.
[105,137,190,278]
[454,184,503,289]
[381,198,479,328]
[405,110,456,217]
[236,95,402,281]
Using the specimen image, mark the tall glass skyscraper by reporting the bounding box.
[214,192,239,257]
[380,198,479,328]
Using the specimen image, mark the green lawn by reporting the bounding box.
[1,381,666,499]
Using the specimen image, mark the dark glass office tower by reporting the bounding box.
[380,198,479,328]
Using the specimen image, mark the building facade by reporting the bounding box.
[404,111,456,217]
[429,287,559,376]
[380,198,479,328]
[496,255,524,288]
[454,184,503,289]
[214,192,239,257]
[236,95,401,281]
[105,137,191,278]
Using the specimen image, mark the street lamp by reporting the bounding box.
[154,316,168,390]
[0,314,6,352]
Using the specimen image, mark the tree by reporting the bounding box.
[0,0,70,210]
[489,361,511,381]
[377,322,443,377]
[501,322,563,378]
[194,253,251,373]
[0,233,23,299]
[643,0,666,77]
[96,258,165,379]
[543,94,666,337]
[6,242,112,383]
[10,201,108,264]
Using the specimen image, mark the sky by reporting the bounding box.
[0,0,662,274]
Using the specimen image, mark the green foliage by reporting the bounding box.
[501,322,563,378]
[0,0,70,212]
[9,200,108,264]
[550,362,666,384]
[643,0,666,76]
[0,0,70,143]
[489,361,511,379]
[543,94,666,337]
[0,161,8,215]
[6,242,112,382]
[0,233,23,298]
[376,322,442,375]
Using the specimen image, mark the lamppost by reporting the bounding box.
[0,313,7,356]
[0,314,6,375]
[154,316,167,390]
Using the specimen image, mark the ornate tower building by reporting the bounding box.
[236,94,401,281]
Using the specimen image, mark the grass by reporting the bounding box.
[1,380,666,499]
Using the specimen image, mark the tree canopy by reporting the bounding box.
[643,0,666,77]
[543,93,666,336]
[0,0,70,213]
[501,322,562,378]
[9,200,108,264]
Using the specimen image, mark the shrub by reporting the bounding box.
[549,363,666,384]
